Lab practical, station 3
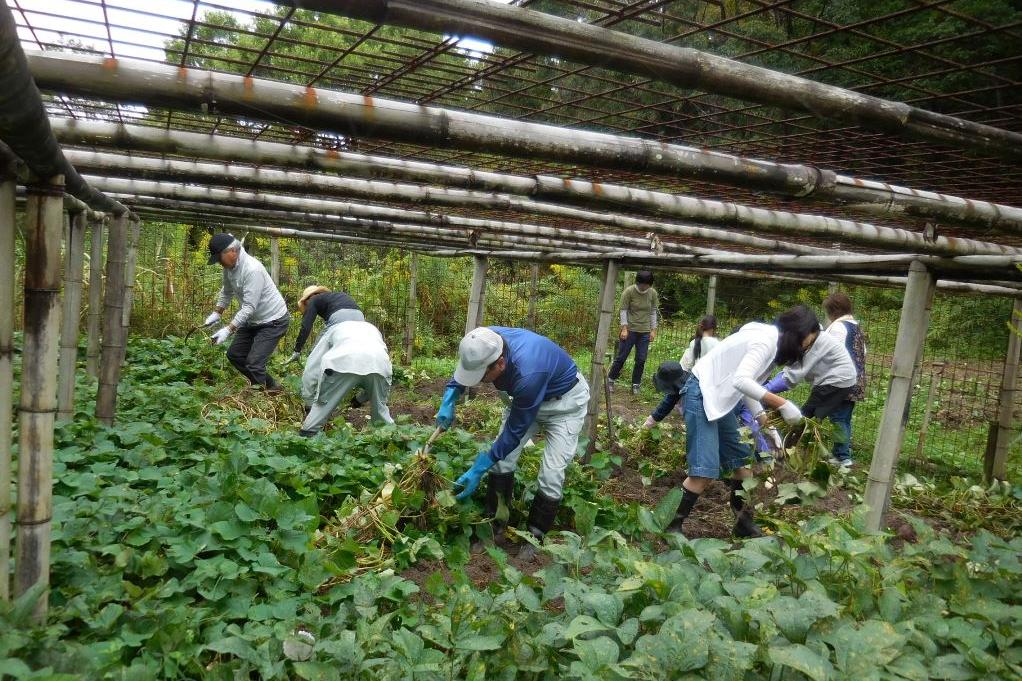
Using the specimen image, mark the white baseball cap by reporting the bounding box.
[454,327,503,386]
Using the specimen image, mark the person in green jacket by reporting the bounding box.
[608,271,659,395]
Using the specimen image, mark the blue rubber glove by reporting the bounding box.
[454,451,495,501]
[435,386,463,430]
[764,371,791,394]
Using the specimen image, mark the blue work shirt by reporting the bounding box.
[447,327,579,463]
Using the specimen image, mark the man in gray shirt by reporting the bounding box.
[203,233,290,391]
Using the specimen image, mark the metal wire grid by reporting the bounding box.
[11,0,1022,239]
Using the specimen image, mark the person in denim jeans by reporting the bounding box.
[608,270,659,394]
[823,292,868,466]
[662,306,829,538]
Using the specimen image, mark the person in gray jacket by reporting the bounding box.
[203,233,290,391]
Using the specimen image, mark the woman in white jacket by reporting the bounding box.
[667,306,820,538]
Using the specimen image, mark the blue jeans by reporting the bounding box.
[608,331,650,385]
[829,401,854,462]
[682,377,754,479]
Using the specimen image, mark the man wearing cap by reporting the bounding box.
[436,326,590,559]
[298,316,394,436]
[285,285,363,365]
[203,233,290,391]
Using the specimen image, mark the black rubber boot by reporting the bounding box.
[729,478,764,538]
[349,388,370,409]
[518,492,560,561]
[666,488,700,534]
[484,472,515,534]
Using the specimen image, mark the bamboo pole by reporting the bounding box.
[86,181,1022,277]
[0,157,17,603]
[31,58,1022,233]
[913,362,944,467]
[57,209,87,422]
[125,201,1022,292]
[465,255,488,334]
[306,0,1022,160]
[527,263,539,329]
[863,261,937,532]
[269,237,281,285]
[119,218,141,367]
[95,214,128,426]
[85,174,837,257]
[990,298,1022,482]
[85,216,105,378]
[14,174,65,620]
[585,259,619,460]
[705,275,718,316]
[67,149,1022,258]
[55,120,1022,236]
[403,252,417,363]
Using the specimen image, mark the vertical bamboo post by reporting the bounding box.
[14,174,65,620]
[270,237,281,285]
[119,218,141,367]
[403,252,418,363]
[913,362,944,465]
[96,213,128,426]
[585,259,619,459]
[85,216,106,379]
[57,209,87,422]
[990,298,1022,482]
[864,261,936,532]
[465,255,488,334]
[705,275,718,316]
[0,158,17,603]
[527,262,539,329]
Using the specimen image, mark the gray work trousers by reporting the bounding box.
[491,374,590,500]
[301,371,394,433]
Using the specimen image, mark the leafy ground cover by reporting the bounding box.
[2,338,1021,679]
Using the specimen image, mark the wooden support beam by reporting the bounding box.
[465,255,488,334]
[863,261,937,532]
[705,275,718,316]
[990,298,1022,482]
[403,252,418,363]
[96,214,128,426]
[527,263,539,329]
[585,259,619,459]
[85,216,105,379]
[15,174,64,621]
[57,209,87,422]
[0,162,16,603]
[270,237,281,285]
[119,218,141,367]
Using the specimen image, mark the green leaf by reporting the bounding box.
[563,615,613,640]
[705,637,757,681]
[824,621,904,676]
[234,502,263,522]
[209,520,247,541]
[573,636,620,671]
[768,644,834,681]
[929,654,980,680]
[293,662,340,681]
[584,592,623,627]
[455,634,504,652]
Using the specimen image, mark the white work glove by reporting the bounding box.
[766,426,783,453]
[210,327,233,345]
[285,351,300,365]
[777,400,802,425]
[204,311,221,326]
[642,415,657,429]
